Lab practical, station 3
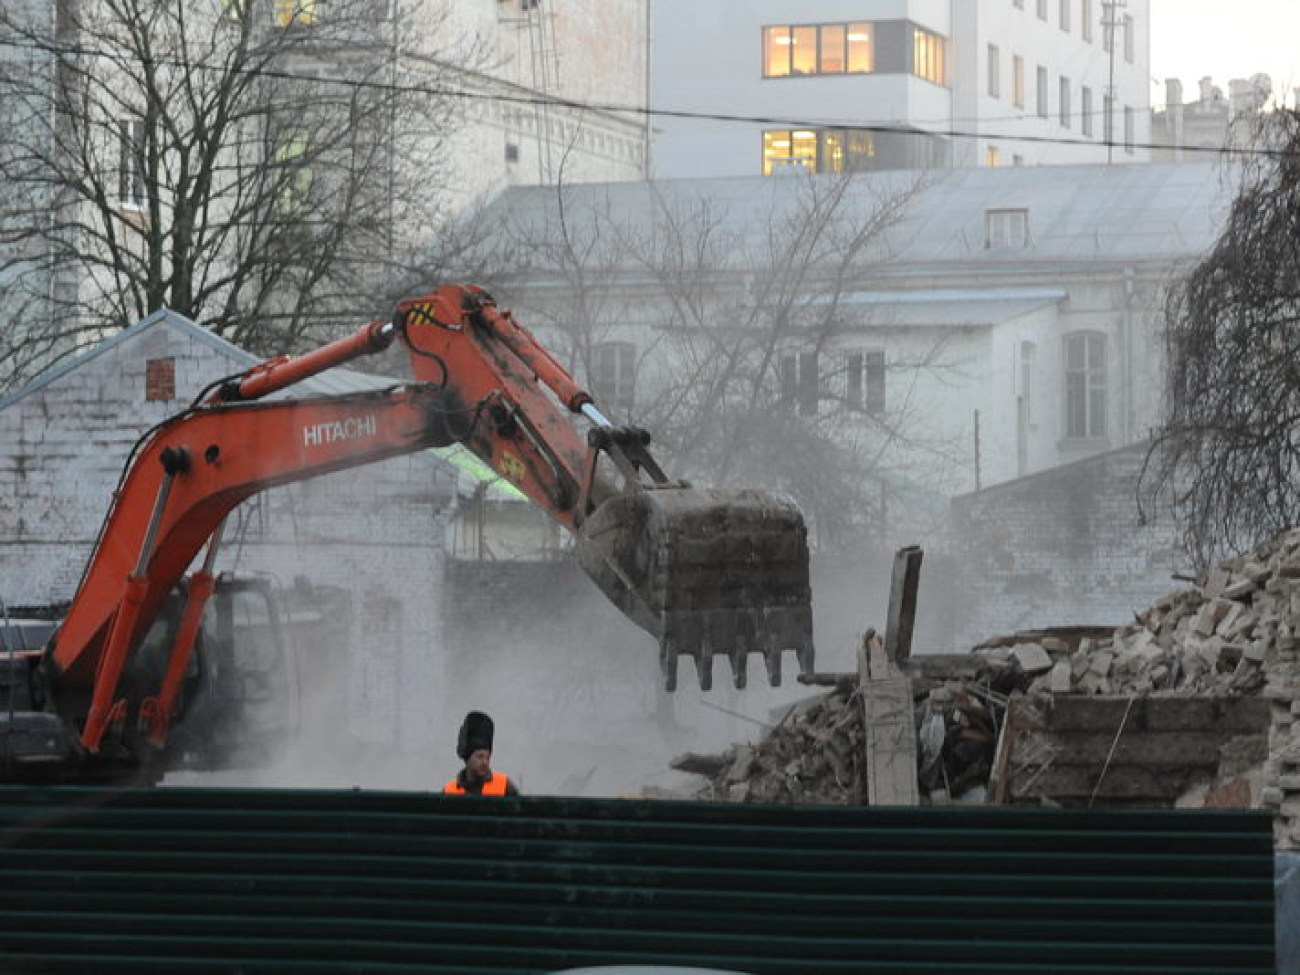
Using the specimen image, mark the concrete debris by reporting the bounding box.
[666,526,1300,847]
[673,686,865,804]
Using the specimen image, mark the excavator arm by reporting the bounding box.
[43,284,814,760]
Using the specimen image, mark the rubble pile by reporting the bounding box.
[671,527,1300,836]
[980,528,1300,700]
[674,684,865,804]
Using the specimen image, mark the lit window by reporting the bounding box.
[1081,86,1094,136]
[985,208,1029,248]
[763,22,873,78]
[912,27,948,85]
[763,129,874,175]
[1012,55,1025,108]
[791,25,816,74]
[591,342,636,415]
[846,24,872,72]
[763,26,793,77]
[844,350,885,415]
[820,24,846,73]
[276,0,317,27]
[780,351,820,416]
[985,145,1001,167]
[1064,332,1107,439]
[987,43,1000,98]
[1059,76,1071,127]
[118,117,145,208]
[1036,66,1049,118]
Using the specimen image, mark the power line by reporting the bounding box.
[0,33,1293,160]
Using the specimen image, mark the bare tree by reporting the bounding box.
[0,0,484,388]
[1142,108,1300,568]
[469,171,964,547]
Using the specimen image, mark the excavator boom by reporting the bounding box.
[41,284,814,767]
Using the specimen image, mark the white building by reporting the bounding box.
[469,161,1233,531]
[649,0,1151,178]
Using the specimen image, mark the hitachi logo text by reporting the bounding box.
[303,414,377,447]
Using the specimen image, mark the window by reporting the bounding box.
[1059,0,1070,31]
[1013,154,1024,165]
[1103,11,1113,53]
[118,118,145,208]
[1082,0,1093,40]
[762,128,874,175]
[145,358,175,402]
[844,350,885,415]
[275,0,316,27]
[1059,76,1071,127]
[504,142,519,163]
[763,23,873,78]
[912,27,948,85]
[986,208,1029,248]
[1103,93,1114,144]
[1036,66,1049,118]
[1036,0,1048,20]
[1124,105,1134,152]
[986,145,1002,167]
[1012,55,1025,108]
[1064,332,1107,439]
[274,130,312,213]
[1081,86,1094,135]
[987,43,1000,98]
[1014,0,1024,8]
[591,341,636,414]
[780,351,820,415]
[1123,14,1134,62]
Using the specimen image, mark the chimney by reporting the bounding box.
[1164,78,1183,108]
[1198,76,1215,103]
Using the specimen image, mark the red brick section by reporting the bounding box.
[145,358,175,401]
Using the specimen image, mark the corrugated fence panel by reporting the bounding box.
[0,786,1276,974]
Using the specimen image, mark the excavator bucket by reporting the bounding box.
[575,486,814,691]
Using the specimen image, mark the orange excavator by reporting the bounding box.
[0,285,813,784]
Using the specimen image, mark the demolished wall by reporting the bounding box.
[674,525,1300,850]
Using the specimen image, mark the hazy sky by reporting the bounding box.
[1150,0,1300,107]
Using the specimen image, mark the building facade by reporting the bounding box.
[649,0,1151,178]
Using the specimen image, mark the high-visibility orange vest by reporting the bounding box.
[443,772,510,796]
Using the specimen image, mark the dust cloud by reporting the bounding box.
[164,542,953,798]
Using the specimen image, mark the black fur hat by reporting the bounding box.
[456,711,494,760]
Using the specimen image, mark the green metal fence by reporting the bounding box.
[0,786,1277,974]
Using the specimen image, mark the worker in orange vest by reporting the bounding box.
[443,711,519,796]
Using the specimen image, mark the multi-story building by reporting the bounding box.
[649,0,1150,178]
[0,0,649,391]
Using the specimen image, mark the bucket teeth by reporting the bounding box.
[575,486,815,692]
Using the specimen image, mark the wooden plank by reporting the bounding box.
[1042,696,1269,734]
[1016,730,1262,768]
[883,546,923,665]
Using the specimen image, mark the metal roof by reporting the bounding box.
[463,162,1239,274]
